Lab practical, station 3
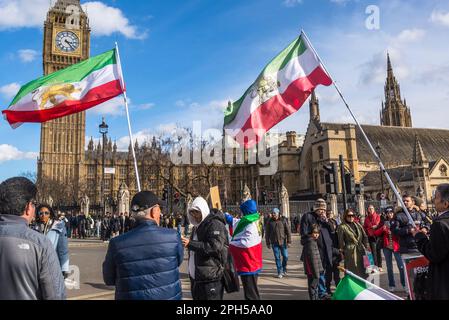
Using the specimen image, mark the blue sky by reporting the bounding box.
[1,0,449,182]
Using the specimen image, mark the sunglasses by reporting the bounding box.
[347,215,355,218]
[39,211,51,215]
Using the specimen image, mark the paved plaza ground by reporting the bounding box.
[66,233,408,300]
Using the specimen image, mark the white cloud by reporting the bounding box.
[82,2,148,39]
[358,46,409,86]
[87,96,126,116]
[282,0,303,7]
[18,49,39,63]
[430,10,449,27]
[0,83,20,100]
[396,29,426,43]
[0,0,48,30]
[116,129,154,151]
[0,144,38,164]
[0,0,146,40]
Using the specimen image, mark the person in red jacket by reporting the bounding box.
[374,207,406,292]
[363,205,383,271]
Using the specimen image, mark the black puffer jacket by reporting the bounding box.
[300,212,334,267]
[393,209,424,254]
[188,210,229,282]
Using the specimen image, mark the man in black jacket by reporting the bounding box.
[266,208,291,278]
[181,196,228,300]
[0,177,65,300]
[300,199,334,299]
[393,194,425,255]
[412,184,449,300]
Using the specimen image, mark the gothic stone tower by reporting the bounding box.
[38,0,90,200]
[380,54,413,127]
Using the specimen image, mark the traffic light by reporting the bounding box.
[162,187,168,201]
[355,183,364,195]
[174,192,180,204]
[323,163,338,194]
[345,173,356,195]
[261,191,267,205]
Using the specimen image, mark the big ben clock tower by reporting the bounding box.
[38,0,90,201]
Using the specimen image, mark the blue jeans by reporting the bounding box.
[318,272,327,298]
[383,248,406,288]
[272,243,288,275]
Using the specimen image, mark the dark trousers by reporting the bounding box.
[240,275,260,300]
[78,226,86,239]
[325,263,341,293]
[369,238,383,268]
[190,278,224,300]
[307,275,320,300]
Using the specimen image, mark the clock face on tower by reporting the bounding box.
[55,31,80,53]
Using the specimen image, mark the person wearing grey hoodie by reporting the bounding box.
[181,197,229,300]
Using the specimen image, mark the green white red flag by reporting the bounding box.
[223,32,332,147]
[333,270,403,300]
[2,49,124,128]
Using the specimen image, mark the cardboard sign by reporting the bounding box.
[210,186,222,210]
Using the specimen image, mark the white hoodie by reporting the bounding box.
[187,197,210,279]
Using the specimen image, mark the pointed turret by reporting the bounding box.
[87,137,94,151]
[107,138,113,152]
[412,135,428,166]
[309,90,320,122]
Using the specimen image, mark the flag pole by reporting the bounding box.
[300,30,415,226]
[115,42,141,192]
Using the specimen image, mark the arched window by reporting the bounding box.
[440,164,448,177]
[318,146,324,160]
[314,170,318,191]
[320,170,325,185]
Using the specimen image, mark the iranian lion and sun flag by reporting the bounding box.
[2,49,125,128]
[223,31,333,148]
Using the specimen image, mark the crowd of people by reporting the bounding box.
[1,176,449,300]
[300,193,442,300]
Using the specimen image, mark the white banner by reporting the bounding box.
[104,167,116,175]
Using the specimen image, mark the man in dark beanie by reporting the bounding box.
[300,198,334,299]
[0,177,65,300]
[103,191,184,300]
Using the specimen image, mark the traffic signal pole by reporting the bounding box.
[339,155,348,211]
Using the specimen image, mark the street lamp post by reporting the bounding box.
[376,142,385,197]
[99,118,109,217]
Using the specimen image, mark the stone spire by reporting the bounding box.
[309,90,320,121]
[412,135,428,166]
[96,140,102,155]
[380,53,412,127]
[87,137,94,151]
